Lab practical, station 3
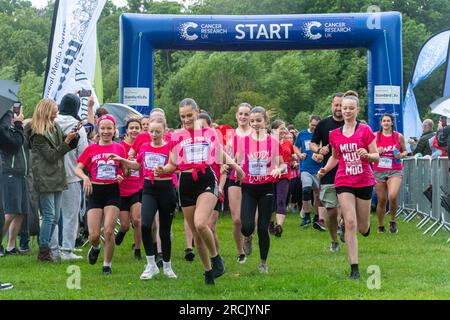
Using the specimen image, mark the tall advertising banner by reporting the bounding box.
[43,0,106,119]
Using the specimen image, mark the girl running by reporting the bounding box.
[318,94,379,279]
[110,117,178,279]
[236,106,286,274]
[115,119,143,260]
[75,115,127,275]
[155,98,245,285]
[373,114,407,234]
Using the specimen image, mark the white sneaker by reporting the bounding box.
[61,252,83,261]
[140,264,159,280]
[72,248,83,253]
[163,268,178,279]
[258,263,269,274]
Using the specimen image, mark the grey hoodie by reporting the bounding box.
[55,114,89,183]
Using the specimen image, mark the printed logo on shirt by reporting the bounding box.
[340,143,363,175]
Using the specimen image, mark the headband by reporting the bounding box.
[97,114,116,125]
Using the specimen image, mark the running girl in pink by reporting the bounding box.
[373,114,407,234]
[318,93,379,280]
[115,119,143,261]
[155,98,245,285]
[75,115,127,275]
[235,106,286,274]
[109,117,178,280]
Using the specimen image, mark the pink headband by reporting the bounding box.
[97,114,116,125]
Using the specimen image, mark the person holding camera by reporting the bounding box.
[0,105,24,290]
[25,98,79,262]
[409,119,435,156]
[53,93,89,261]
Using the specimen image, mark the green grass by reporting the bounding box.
[1,211,450,300]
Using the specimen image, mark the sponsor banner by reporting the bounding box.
[123,87,150,106]
[374,85,401,105]
[44,0,106,115]
[411,30,450,88]
[403,84,423,152]
[175,18,354,43]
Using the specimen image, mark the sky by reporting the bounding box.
[30,0,129,9]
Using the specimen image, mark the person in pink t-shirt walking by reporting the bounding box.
[318,94,379,279]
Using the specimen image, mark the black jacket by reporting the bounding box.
[413,130,435,156]
[0,111,24,174]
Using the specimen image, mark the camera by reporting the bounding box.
[79,89,92,98]
[13,102,21,115]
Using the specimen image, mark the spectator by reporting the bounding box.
[435,116,450,157]
[54,93,89,261]
[0,107,24,290]
[26,99,78,262]
[410,119,435,156]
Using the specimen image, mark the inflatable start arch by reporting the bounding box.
[119,12,403,132]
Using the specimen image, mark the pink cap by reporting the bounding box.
[97,114,116,125]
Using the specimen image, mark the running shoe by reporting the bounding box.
[140,264,159,280]
[349,269,360,280]
[237,254,246,264]
[243,235,253,256]
[5,248,19,255]
[115,230,126,246]
[389,221,398,234]
[269,221,275,234]
[61,252,83,261]
[163,268,178,279]
[87,246,101,265]
[184,248,195,262]
[0,282,13,290]
[134,249,142,261]
[274,224,283,237]
[156,253,163,268]
[258,263,269,274]
[204,270,215,285]
[211,255,225,278]
[300,216,311,227]
[377,226,386,233]
[329,241,340,252]
[313,219,326,232]
[102,266,112,275]
[0,246,5,257]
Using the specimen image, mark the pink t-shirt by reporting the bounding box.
[229,129,251,181]
[78,142,126,184]
[119,141,141,197]
[136,142,172,182]
[373,131,402,171]
[131,132,173,155]
[329,123,376,188]
[170,128,220,174]
[238,134,282,185]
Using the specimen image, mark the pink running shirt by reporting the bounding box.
[119,141,141,197]
[136,142,172,182]
[372,131,402,171]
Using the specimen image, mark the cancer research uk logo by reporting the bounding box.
[303,21,322,40]
[302,21,352,40]
[179,22,199,41]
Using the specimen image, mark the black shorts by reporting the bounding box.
[119,191,142,212]
[178,167,218,207]
[87,183,121,210]
[226,178,241,188]
[335,185,374,200]
[214,200,222,212]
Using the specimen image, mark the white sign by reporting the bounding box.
[123,87,150,106]
[374,85,400,105]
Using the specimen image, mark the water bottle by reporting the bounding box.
[393,146,401,164]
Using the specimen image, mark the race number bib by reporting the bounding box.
[281,162,289,175]
[378,157,393,169]
[144,153,167,170]
[184,143,210,163]
[97,163,117,180]
[248,160,268,176]
[130,170,140,178]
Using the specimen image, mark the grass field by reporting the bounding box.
[1,210,450,300]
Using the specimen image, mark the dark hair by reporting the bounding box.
[199,112,212,126]
[309,115,321,122]
[126,118,142,130]
[333,92,345,99]
[179,98,198,110]
[380,113,394,124]
[271,119,285,130]
[250,106,268,122]
[95,107,108,118]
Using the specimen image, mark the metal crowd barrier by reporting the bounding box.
[398,157,450,242]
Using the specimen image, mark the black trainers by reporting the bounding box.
[274,224,283,237]
[237,254,246,264]
[313,219,326,232]
[185,248,195,261]
[211,255,225,278]
[204,270,215,285]
[134,249,142,261]
[300,216,311,227]
[269,221,275,234]
[156,252,163,268]
[349,269,360,280]
[115,230,126,246]
[87,246,101,265]
[0,245,5,257]
[5,248,19,255]
[102,266,112,275]
[0,282,13,290]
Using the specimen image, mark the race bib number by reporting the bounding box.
[97,163,117,180]
[130,170,140,178]
[378,157,393,169]
[184,143,210,163]
[248,160,268,176]
[281,162,289,175]
[144,153,167,170]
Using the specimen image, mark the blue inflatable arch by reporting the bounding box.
[119,12,403,132]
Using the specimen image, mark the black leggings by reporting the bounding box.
[240,182,274,261]
[141,180,176,262]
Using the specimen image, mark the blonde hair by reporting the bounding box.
[31,99,57,135]
[150,116,167,130]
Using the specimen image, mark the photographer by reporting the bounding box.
[0,106,24,290]
[409,119,435,156]
[54,93,89,261]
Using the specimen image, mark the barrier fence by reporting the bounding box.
[398,157,450,242]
